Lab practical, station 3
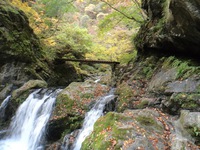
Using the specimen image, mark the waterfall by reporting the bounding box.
[0,95,11,119]
[72,89,115,150]
[0,89,60,150]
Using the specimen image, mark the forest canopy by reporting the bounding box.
[10,0,145,64]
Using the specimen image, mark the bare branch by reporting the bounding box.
[100,0,143,23]
[131,0,147,19]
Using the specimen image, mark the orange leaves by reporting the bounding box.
[110,139,117,147]
[99,126,112,136]
[123,138,134,149]
[94,84,104,97]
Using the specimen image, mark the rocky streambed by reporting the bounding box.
[46,54,200,150]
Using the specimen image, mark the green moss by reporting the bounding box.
[162,56,200,79]
[82,112,131,150]
[171,93,200,110]
[136,115,163,132]
[135,100,149,109]
[80,93,94,99]
[136,116,155,126]
[15,91,30,105]
[115,82,133,112]
[56,94,75,114]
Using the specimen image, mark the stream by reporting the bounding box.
[71,89,115,150]
[0,85,115,150]
[0,95,11,119]
[0,89,60,150]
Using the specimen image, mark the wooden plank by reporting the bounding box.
[57,58,120,64]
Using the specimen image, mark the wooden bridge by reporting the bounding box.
[55,58,120,70]
[57,58,120,64]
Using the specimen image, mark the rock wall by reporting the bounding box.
[135,0,200,57]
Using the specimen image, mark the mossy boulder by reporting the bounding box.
[115,54,200,113]
[47,80,109,142]
[11,80,47,100]
[82,109,167,150]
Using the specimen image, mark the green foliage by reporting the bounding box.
[37,0,76,18]
[98,3,144,34]
[87,29,136,64]
[170,93,200,110]
[119,50,137,64]
[54,24,93,59]
[162,56,200,79]
[193,127,200,137]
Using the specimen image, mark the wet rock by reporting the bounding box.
[47,80,109,145]
[103,97,116,113]
[11,80,47,99]
[0,62,29,86]
[60,130,79,150]
[0,84,13,102]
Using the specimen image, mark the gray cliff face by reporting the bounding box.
[135,0,200,56]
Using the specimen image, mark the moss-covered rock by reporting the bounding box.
[0,1,42,63]
[11,80,47,99]
[82,109,167,150]
[115,82,133,112]
[48,80,109,142]
[114,52,200,148]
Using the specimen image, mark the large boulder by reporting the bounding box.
[135,0,200,57]
[46,80,109,143]
[82,109,169,150]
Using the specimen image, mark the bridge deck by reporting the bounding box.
[57,58,120,65]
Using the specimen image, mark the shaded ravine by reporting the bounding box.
[0,89,61,150]
[62,89,115,150]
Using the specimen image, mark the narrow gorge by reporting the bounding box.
[0,0,200,150]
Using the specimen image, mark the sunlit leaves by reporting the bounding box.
[55,24,93,59]
[10,0,48,34]
[37,0,76,18]
[98,0,144,33]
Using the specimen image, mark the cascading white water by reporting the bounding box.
[0,89,60,150]
[0,95,11,119]
[72,90,115,150]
